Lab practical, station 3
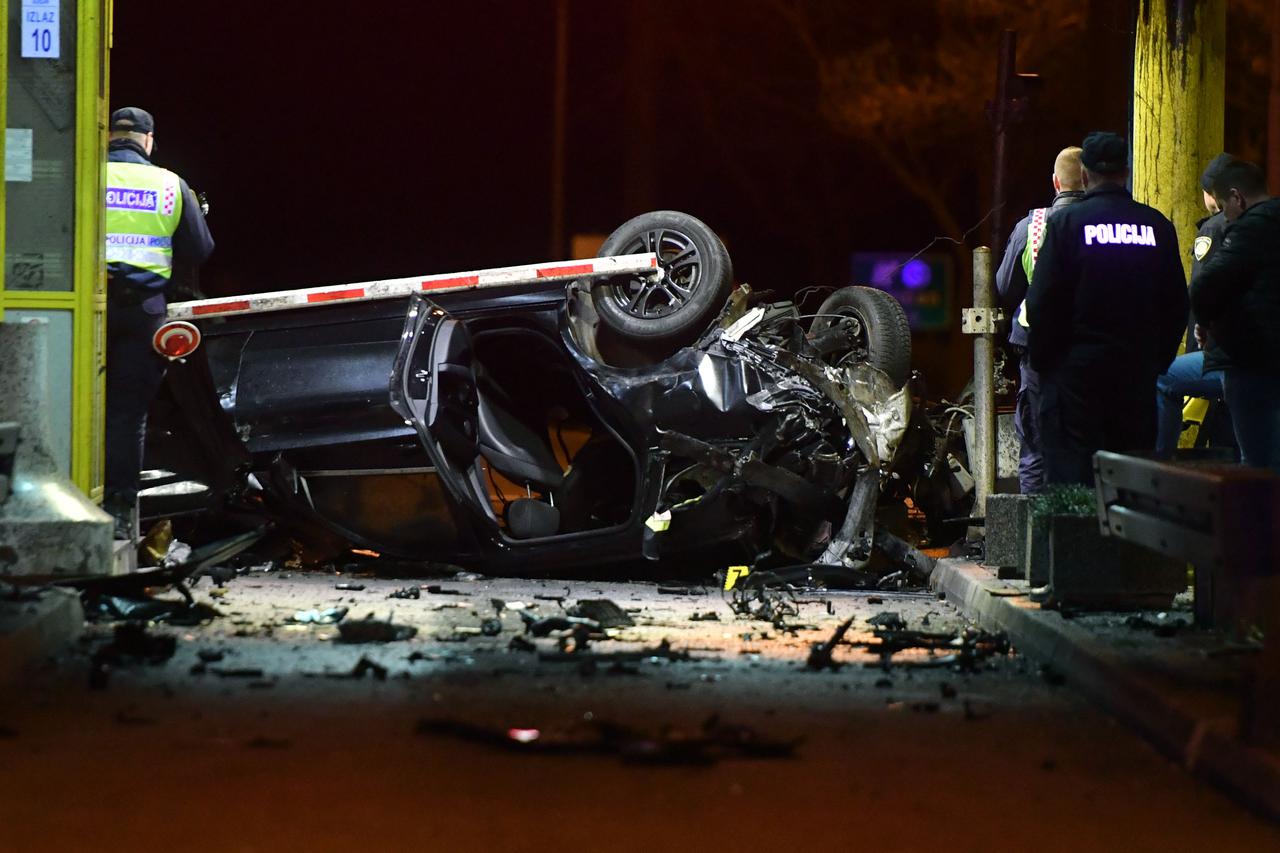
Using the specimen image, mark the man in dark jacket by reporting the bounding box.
[104,107,215,539]
[1190,158,1280,471]
[1154,153,1232,454]
[1026,132,1188,485]
[995,146,1085,494]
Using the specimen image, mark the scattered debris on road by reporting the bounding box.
[567,599,634,628]
[337,613,417,643]
[519,611,604,638]
[537,637,692,665]
[855,625,1010,672]
[87,594,220,626]
[416,713,798,765]
[90,623,177,688]
[867,611,908,631]
[290,606,348,625]
[806,616,856,671]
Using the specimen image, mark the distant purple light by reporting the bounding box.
[901,259,931,289]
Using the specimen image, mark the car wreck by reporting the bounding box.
[143,211,973,578]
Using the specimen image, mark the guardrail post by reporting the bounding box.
[964,247,1000,520]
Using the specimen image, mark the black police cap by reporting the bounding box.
[110,107,154,134]
[1080,131,1128,175]
[1200,152,1233,192]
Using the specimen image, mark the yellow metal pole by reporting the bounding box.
[1132,0,1226,285]
[69,0,110,497]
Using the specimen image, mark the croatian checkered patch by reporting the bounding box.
[1027,206,1049,263]
[160,180,178,216]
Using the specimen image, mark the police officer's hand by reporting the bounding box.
[1194,323,1207,349]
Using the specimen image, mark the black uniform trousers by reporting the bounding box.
[104,293,167,511]
[1037,351,1157,487]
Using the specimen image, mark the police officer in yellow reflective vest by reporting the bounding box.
[104,107,214,539]
[1026,132,1187,486]
[995,146,1086,494]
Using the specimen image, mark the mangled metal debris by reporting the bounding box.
[727,581,801,629]
[855,624,1011,672]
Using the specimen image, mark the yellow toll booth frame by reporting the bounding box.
[0,0,111,499]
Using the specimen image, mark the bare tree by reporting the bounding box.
[771,0,1086,241]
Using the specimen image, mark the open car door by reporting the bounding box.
[390,294,489,519]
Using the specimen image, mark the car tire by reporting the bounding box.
[592,210,733,346]
[810,286,913,388]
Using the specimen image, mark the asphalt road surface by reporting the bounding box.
[2,571,1277,852]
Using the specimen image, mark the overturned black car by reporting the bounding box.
[145,211,970,576]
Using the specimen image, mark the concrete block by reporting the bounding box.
[0,324,114,577]
[1049,514,1186,610]
[1025,512,1052,587]
[984,494,1030,573]
[964,412,1020,494]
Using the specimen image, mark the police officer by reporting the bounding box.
[1191,157,1280,471]
[995,146,1085,494]
[104,107,214,539]
[1025,132,1188,486]
[1154,153,1232,454]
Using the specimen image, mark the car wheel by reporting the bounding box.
[810,286,913,388]
[592,210,733,346]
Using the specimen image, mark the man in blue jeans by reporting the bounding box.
[1154,154,1232,454]
[1191,158,1280,471]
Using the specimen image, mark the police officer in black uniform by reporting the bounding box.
[104,107,214,539]
[1154,153,1233,454]
[1025,132,1188,485]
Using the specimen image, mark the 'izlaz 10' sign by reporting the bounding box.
[21,0,59,60]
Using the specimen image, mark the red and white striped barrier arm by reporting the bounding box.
[166,252,659,321]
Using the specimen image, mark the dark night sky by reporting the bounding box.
[114,1,1118,291]
[111,2,1265,395]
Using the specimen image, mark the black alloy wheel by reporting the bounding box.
[593,211,733,346]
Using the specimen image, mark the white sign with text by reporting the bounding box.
[21,0,60,60]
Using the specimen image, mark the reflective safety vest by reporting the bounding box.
[1016,206,1050,329]
[105,161,183,280]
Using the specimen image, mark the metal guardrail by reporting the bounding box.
[1094,450,1280,744]
[1093,450,1280,626]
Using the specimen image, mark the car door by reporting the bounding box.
[390,294,491,522]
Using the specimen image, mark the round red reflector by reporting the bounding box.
[152,321,201,359]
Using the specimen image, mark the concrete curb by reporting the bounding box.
[932,558,1280,821]
[0,587,84,684]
